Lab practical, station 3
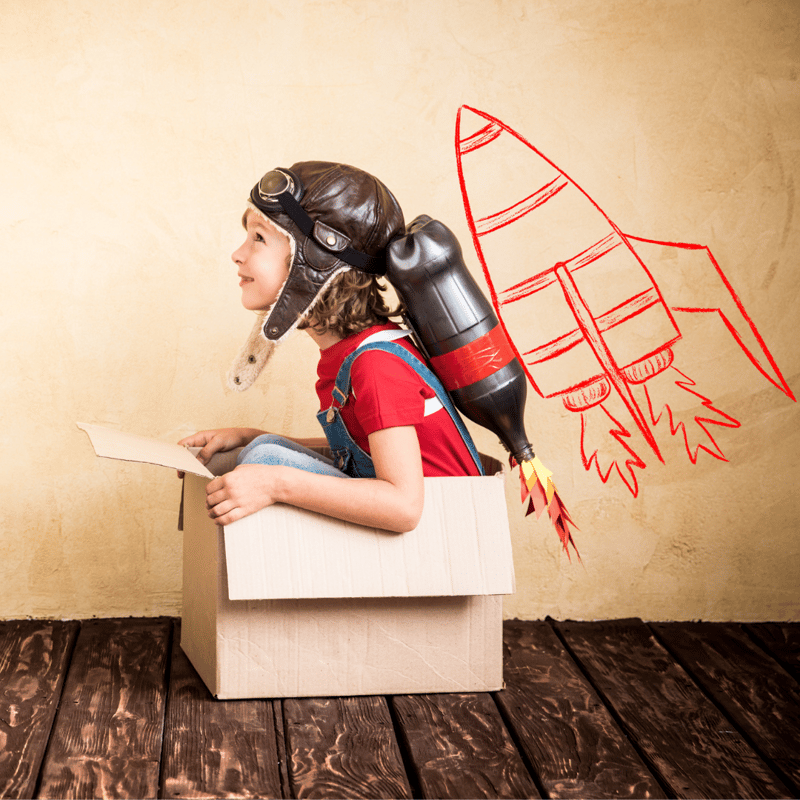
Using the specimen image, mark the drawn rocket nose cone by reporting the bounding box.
[456,105,494,143]
[456,106,560,230]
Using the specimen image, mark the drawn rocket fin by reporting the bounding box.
[624,234,795,401]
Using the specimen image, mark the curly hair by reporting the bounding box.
[300,268,400,339]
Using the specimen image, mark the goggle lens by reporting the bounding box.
[257,170,293,200]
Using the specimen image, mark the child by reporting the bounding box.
[180,161,482,532]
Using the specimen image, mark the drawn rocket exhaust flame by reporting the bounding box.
[455,104,795,503]
[645,367,741,465]
[580,401,646,497]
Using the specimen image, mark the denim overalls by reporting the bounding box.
[316,333,485,478]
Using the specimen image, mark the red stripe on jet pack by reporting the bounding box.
[430,324,516,391]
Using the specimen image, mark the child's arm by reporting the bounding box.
[179,428,328,466]
[204,425,425,533]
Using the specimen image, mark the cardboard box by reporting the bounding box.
[77,424,515,699]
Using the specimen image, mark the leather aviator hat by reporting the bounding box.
[228,161,405,391]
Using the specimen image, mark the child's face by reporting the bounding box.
[232,211,292,311]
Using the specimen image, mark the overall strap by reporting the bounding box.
[332,340,485,476]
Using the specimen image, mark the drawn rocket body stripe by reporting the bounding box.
[475,177,569,236]
[459,121,503,154]
[501,270,558,301]
[568,233,622,272]
[523,288,663,364]
[500,232,623,304]
[523,329,583,362]
[597,289,662,331]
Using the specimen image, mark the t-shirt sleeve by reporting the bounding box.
[349,350,436,436]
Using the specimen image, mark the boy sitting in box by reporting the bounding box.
[180,162,482,532]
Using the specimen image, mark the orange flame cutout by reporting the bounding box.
[515,456,580,561]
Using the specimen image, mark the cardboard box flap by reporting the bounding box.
[223,471,515,601]
[77,422,213,478]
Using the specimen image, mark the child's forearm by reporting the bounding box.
[273,468,423,533]
[204,426,425,532]
[275,426,425,532]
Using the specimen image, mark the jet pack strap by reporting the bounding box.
[277,191,385,275]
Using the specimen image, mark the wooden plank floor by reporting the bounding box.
[1,618,798,799]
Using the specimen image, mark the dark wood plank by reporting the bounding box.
[160,621,283,799]
[496,620,665,799]
[271,699,292,800]
[651,622,800,794]
[391,691,539,799]
[557,619,793,799]
[746,623,800,682]
[283,695,412,799]
[0,620,79,799]
[37,617,171,799]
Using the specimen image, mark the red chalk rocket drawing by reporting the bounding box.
[456,105,796,497]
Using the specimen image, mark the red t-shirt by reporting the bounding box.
[315,323,481,477]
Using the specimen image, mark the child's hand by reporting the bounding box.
[205,464,281,526]
[177,428,265,477]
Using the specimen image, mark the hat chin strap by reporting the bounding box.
[226,313,276,391]
[275,190,386,275]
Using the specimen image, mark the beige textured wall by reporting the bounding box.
[2,0,797,621]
